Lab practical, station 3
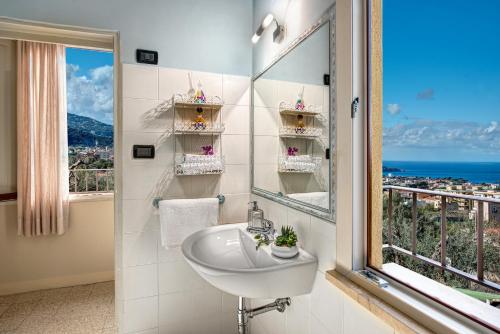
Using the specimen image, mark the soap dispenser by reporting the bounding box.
[247,201,264,231]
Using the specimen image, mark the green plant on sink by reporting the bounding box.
[254,233,271,250]
[275,225,297,247]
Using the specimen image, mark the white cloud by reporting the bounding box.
[66,64,113,124]
[387,103,401,115]
[383,119,500,155]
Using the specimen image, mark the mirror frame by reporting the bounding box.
[250,4,336,222]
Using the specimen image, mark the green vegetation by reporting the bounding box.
[275,226,298,247]
[383,192,500,302]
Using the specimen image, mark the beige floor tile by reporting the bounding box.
[40,287,72,302]
[92,281,114,296]
[0,301,37,319]
[0,315,25,332]
[13,291,43,304]
[30,299,63,317]
[0,304,10,317]
[0,282,115,334]
[0,295,17,305]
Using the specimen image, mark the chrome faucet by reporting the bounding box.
[247,201,275,237]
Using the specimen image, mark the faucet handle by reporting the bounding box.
[248,201,258,210]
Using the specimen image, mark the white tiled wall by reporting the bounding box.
[118,63,250,334]
[249,195,396,334]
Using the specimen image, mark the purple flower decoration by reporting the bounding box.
[287,147,298,156]
[202,145,214,155]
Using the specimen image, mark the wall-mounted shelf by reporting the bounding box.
[175,155,225,176]
[171,93,225,176]
[278,155,322,174]
[279,126,321,139]
[174,121,225,135]
[278,101,320,116]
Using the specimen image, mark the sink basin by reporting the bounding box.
[181,223,317,299]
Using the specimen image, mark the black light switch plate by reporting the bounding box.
[133,145,155,159]
[136,49,158,65]
[323,74,330,86]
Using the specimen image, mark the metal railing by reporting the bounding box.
[383,185,500,292]
[69,168,114,193]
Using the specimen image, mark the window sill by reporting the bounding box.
[326,270,432,334]
[69,192,114,203]
[326,268,496,334]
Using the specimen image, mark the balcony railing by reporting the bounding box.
[383,185,500,293]
[69,168,114,193]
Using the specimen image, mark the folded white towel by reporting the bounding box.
[287,155,312,162]
[159,198,218,248]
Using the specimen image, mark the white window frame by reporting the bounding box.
[334,1,499,333]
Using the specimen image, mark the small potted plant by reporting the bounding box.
[271,225,299,258]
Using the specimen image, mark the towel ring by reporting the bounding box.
[153,194,225,208]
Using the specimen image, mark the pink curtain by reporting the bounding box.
[17,41,69,236]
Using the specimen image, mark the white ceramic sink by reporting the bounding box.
[181,223,317,299]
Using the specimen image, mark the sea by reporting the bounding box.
[382,161,500,184]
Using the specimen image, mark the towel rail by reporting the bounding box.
[153,194,225,208]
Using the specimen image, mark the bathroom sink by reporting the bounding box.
[181,223,317,299]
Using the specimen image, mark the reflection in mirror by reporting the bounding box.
[252,23,330,211]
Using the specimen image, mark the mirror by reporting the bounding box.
[251,9,334,221]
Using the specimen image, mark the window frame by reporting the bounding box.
[362,0,500,333]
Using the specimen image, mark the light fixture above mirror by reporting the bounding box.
[252,13,285,44]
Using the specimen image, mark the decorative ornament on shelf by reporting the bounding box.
[192,107,207,130]
[294,86,305,111]
[295,114,305,134]
[194,81,206,104]
[287,147,299,156]
[202,145,214,155]
[187,72,195,98]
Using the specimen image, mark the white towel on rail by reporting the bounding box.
[159,198,218,248]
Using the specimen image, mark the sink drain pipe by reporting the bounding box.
[237,296,291,334]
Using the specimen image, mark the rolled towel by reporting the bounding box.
[159,198,219,248]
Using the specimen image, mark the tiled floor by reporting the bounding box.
[0,281,116,334]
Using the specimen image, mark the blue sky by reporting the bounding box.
[66,48,114,124]
[383,0,500,162]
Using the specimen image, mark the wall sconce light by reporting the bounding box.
[252,13,285,44]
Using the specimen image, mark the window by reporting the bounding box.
[66,48,114,193]
[368,0,500,331]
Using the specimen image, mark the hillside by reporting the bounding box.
[68,113,113,147]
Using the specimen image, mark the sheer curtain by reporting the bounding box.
[17,41,69,236]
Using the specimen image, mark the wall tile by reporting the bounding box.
[309,313,332,334]
[253,135,279,164]
[286,295,310,334]
[221,164,250,195]
[157,244,183,263]
[122,131,172,166]
[343,296,394,334]
[159,259,197,294]
[222,193,250,223]
[122,296,158,333]
[254,107,278,136]
[310,217,336,273]
[222,134,249,165]
[123,230,158,267]
[158,67,190,100]
[286,207,311,249]
[222,74,250,106]
[310,273,343,334]
[123,199,159,234]
[123,98,166,132]
[123,64,158,100]
[123,264,158,300]
[222,105,250,135]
